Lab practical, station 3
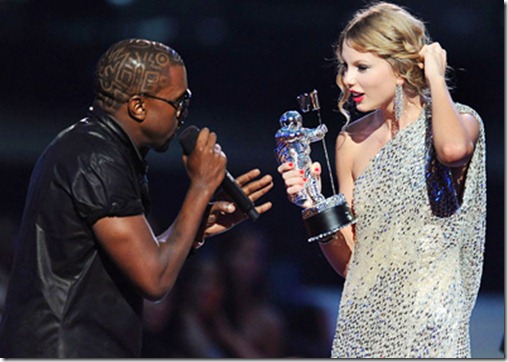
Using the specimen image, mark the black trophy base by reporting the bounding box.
[301,194,356,243]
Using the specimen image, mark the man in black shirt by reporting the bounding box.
[0,39,273,357]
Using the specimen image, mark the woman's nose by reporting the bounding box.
[343,69,355,87]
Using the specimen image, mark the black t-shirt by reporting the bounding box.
[0,107,150,357]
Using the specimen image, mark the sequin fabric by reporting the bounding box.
[331,103,486,358]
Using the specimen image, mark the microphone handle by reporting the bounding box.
[222,171,260,221]
[178,125,259,221]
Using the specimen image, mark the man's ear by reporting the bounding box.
[127,95,146,122]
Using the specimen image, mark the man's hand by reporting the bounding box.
[182,128,227,197]
[202,168,273,237]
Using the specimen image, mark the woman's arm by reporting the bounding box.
[420,42,480,168]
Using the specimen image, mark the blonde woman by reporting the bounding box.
[278,2,486,358]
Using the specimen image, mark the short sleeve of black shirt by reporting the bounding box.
[57,121,146,227]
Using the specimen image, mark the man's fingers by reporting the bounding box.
[254,201,273,215]
[234,168,262,187]
[241,174,273,194]
[211,201,236,215]
[244,178,274,202]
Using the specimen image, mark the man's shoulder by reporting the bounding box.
[52,118,123,155]
[42,118,129,175]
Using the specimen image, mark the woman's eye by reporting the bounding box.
[358,64,369,71]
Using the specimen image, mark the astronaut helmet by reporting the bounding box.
[279,110,303,129]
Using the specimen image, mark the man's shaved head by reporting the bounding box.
[94,39,184,113]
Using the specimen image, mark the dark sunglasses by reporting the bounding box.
[141,89,192,127]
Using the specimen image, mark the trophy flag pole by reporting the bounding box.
[297,90,337,195]
[310,90,337,196]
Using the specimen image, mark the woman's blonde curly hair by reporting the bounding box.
[334,2,435,124]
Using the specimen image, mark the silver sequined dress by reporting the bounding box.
[331,103,486,358]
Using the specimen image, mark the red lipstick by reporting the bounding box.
[351,92,364,103]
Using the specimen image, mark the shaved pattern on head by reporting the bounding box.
[94,39,184,113]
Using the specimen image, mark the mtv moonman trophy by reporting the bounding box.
[274,90,356,243]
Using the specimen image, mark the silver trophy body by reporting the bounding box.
[275,111,327,208]
[275,91,355,243]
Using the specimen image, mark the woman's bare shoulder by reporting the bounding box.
[342,110,384,144]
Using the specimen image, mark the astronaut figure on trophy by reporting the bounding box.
[274,110,327,208]
[274,90,355,243]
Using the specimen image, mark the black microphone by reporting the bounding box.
[178,125,260,221]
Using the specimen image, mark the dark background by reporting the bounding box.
[0,0,504,352]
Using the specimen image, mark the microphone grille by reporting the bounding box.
[178,125,200,155]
